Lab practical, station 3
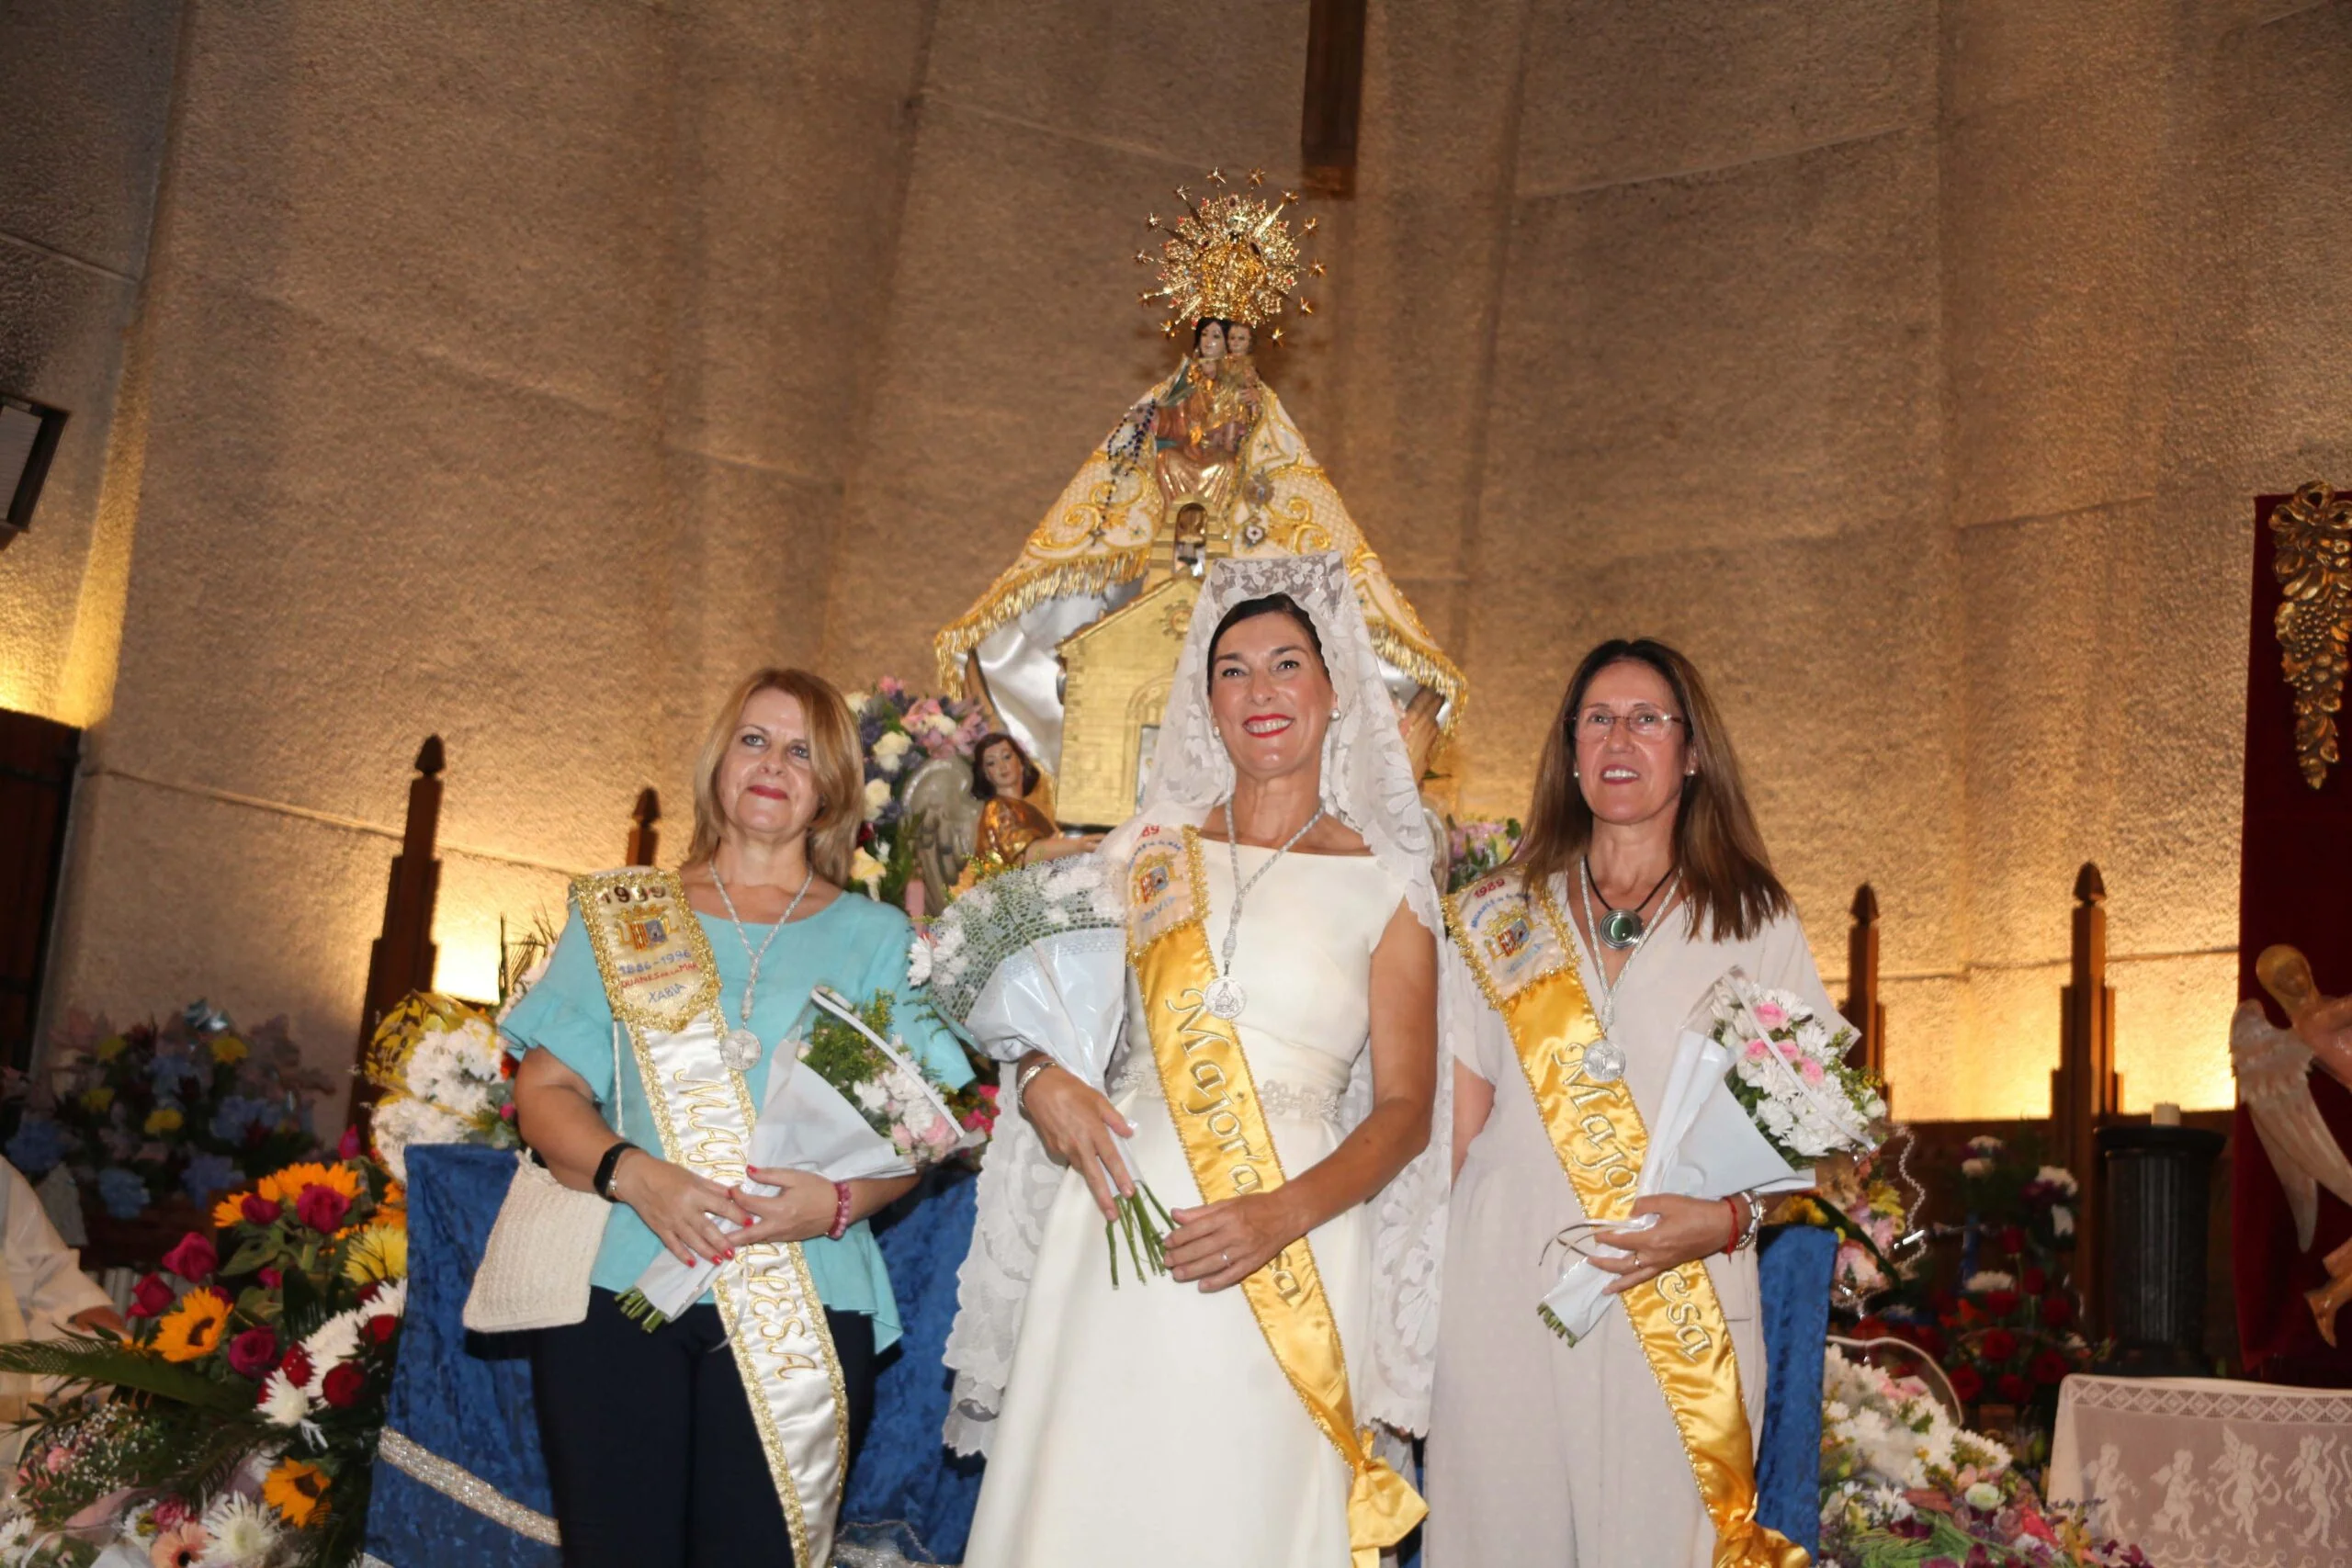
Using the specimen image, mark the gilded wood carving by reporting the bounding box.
[2270,481,2352,789]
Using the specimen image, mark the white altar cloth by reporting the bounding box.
[2048,1373,2352,1567]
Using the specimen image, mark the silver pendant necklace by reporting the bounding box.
[709,860,816,1071]
[1584,855,1675,950]
[1575,860,1677,1084]
[1203,797,1326,1020]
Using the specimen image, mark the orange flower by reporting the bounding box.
[262,1457,329,1527]
[153,1288,231,1363]
[257,1162,361,1206]
[211,1192,250,1231]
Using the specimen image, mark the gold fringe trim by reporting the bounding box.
[1364,615,1469,734]
[933,547,1152,689]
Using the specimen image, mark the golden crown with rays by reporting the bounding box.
[1134,167,1326,340]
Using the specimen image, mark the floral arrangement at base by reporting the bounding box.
[5,1004,331,1231]
[0,1142,407,1567]
[1860,1134,2093,1461]
[846,679,990,904]
[358,994,519,1185]
[1443,818,1521,894]
[1820,1346,2148,1567]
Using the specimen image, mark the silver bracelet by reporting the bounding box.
[1013,1056,1057,1108]
[1736,1189,1768,1251]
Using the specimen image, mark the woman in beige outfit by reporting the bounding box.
[1425,638,1835,1566]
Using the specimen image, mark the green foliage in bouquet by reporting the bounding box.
[0,1149,409,1568]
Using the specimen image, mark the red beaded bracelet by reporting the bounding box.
[826,1180,854,1241]
[1720,1195,1744,1257]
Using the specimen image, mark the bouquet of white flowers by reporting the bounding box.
[920,854,1173,1282]
[1539,968,1883,1344]
[619,987,979,1327]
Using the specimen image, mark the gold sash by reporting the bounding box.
[1447,872,1806,1568]
[571,869,848,1568]
[1125,826,1424,1568]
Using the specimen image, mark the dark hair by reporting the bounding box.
[1206,594,1326,690]
[970,732,1041,801]
[1510,637,1791,942]
[1192,317,1237,348]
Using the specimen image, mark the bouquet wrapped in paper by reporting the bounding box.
[1540,967,1886,1343]
[920,854,1173,1281]
[620,987,981,1325]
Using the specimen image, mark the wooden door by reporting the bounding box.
[0,710,79,1073]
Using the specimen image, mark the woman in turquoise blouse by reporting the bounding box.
[507,667,971,1568]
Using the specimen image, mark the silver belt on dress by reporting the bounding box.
[1107,1057,1346,1124]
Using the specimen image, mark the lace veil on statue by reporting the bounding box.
[944,552,1463,1453]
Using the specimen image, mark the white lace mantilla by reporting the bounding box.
[941,553,1459,1450]
[2048,1373,2352,1567]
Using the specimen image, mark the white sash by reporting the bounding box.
[572,867,847,1566]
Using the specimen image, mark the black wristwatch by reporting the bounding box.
[592,1140,639,1202]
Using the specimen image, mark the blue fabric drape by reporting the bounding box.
[362,1147,988,1568]
[842,1167,987,1562]
[362,1145,560,1568]
[1755,1223,1836,1557]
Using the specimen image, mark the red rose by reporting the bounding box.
[151,1497,193,1530]
[258,1267,282,1289]
[1996,1371,2031,1403]
[128,1273,175,1319]
[366,1314,399,1346]
[321,1361,368,1408]
[2021,1266,2047,1294]
[499,1101,518,1122]
[241,1194,282,1225]
[1999,1224,2026,1254]
[2041,1292,2074,1327]
[160,1230,217,1282]
[1981,1290,2021,1318]
[280,1348,312,1389]
[1949,1364,1984,1402]
[226,1326,279,1380]
[1980,1327,2019,1362]
[293,1183,350,1233]
[1854,1315,1888,1339]
[338,1125,362,1160]
[2031,1348,2071,1385]
[1909,1323,1946,1358]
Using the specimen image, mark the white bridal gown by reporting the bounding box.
[962,844,1411,1568]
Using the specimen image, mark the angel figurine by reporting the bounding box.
[2233,944,2352,1342]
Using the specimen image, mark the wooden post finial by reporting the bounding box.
[627,787,662,867]
[2055,859,2121,1336]
[1842,882,1887,1092]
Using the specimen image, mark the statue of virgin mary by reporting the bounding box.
[933,171,1465,812]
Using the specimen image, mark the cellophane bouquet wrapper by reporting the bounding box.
[628,987,977,1323]
[1541,968,1879,1345]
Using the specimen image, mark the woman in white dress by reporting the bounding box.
[946,554,1459,1568]
[1426,638,1827,1568]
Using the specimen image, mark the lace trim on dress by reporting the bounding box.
[1108,1058,1347,1124]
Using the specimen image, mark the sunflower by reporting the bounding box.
[261,1457,329,1528]
[257,1162,362,1206]
[211,1191,251,1230]
[209,1033,248,1066]
[340,1224,408,1286]
[153,1288,232,1363]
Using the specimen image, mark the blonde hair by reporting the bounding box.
[684,668,864,886]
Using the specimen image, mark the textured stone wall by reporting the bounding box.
[9,2,2347,1118]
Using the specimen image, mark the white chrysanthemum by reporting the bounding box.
[862,778,891,819]
[257,1367,311,1427]
[1964,1270,2016,1292]
[368,1094,472,1184]
[365,1277,409,1319]
[0,1509,34,1551]
[198,1493,281,1566]
[906,936,933,987]
[2051,1204,2075,1236]
[299,1309,366,1394]
[2035,1164,2079,1196]
[1960,1156,1994,1178]
[872,731,912,774]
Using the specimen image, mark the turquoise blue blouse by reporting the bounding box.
[499,890,971,1351]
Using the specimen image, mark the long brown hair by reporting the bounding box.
[1510,638,1790,942]
[684,668,864,886]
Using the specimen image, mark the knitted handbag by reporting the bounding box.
[462,1024,624,1333]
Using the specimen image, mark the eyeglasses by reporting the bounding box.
[1574,707,1685,741]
